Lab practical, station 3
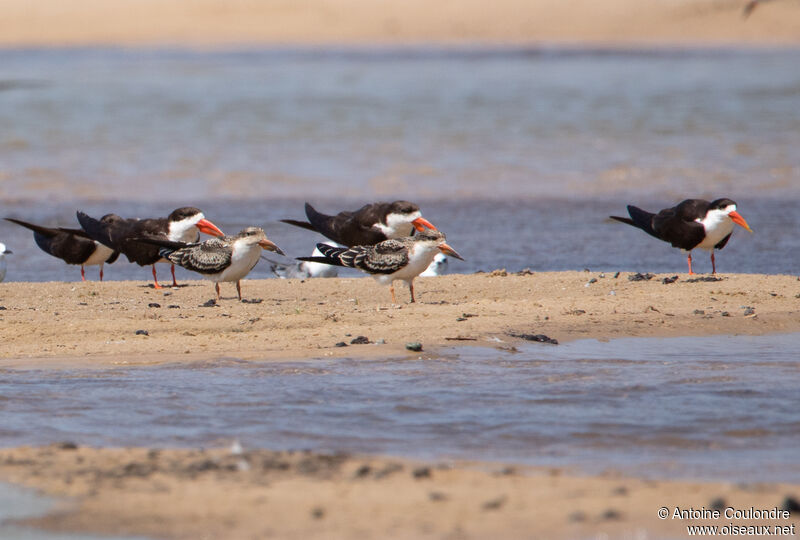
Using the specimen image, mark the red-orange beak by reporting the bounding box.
[258,238,285,256]
[438,242,464,261]
[729,211,753,233]
[412,216,437,232]
[197,219,225,237]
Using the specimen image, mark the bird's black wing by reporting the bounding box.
[76,211,126,249]
[652,205,706,250]
[44,233,97,265]
[714,233,733,250]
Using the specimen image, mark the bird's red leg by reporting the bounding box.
[80,265,86,282]
[236,280,242,301]
[215,282,221,301]
[171,264,178,287]
[99,265,104,282]
[687,253,694,275]
[390,285,396,304]
[409,282,416,303]
[152,265,163,289]
[711,252,716,275]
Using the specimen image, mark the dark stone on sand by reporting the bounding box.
[57,441,78,450]
[168,305,180,309]
[0,306,6,310]
[782,496,800,514]
[241,298,263,304]
[429,491,449,502]
[353,464,372,478]
[743,307,755,316]
[568,511,587,523]
[135,329,149,336]
[482,495,508,511]
[201,299,217,307]
[587,278,598,284]
[335,341,348,347]
[612,486,629,496]
[602,509,623,520]
[628,273,655,281]
[693,310,705,315]
[412,466,432,479]
[662,275,679,284]
[456,317,467,321]
[709,497,727,511]
[147,302,161,308]
[721,311,730,317]
[374,463,404,479]
[406,342,423,352]
[350,336,370,345]
[311,507,325,519]
[685,276,724,283]
[507,332,558,345]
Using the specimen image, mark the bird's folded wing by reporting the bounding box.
[171,239,232,274]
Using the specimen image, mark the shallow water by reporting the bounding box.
[0,482,148,540]
[1,47,799,202]
[1,333,798,483]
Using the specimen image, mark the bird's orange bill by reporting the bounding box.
[197,219,225,237]
[438,243,464,261]
[729,211,753,233]
[259,239,285,256]
[412,217,437,232]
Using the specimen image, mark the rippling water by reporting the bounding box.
[1,47,799,281]
[1,47,799,201]
[1,334,798,483]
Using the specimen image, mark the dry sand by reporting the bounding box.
[1,445,798,540]
[1,0,800,48]
[0,271,799,366]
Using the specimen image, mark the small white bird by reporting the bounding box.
[298,230,463,303]
[136,227,283,301]
[0,242,12,282]
[265,243,340,279]
[420,253,448,277]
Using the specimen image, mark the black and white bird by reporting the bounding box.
[0,242,11,282]
[5,217,119,281]
[280,201,437,247]
[298,229,463,303]
[135,227,284,301]
[610,198,753,274]
[265,243,339,279]
[76,207,224,288]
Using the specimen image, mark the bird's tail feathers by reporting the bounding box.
[4,217,58,238]
[278,219,317,232]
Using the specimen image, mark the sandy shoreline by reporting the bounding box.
[2,0,800,48]
[2,271,799,365]
[0,445,797,540]
[2,272,798,538]
[1,271,798,367]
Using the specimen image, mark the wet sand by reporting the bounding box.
[1,271,798,367]
[0,445,797,540]
[1,0,799,48]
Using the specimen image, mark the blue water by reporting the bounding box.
[0,47,799,281]
[1,334,798,483]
